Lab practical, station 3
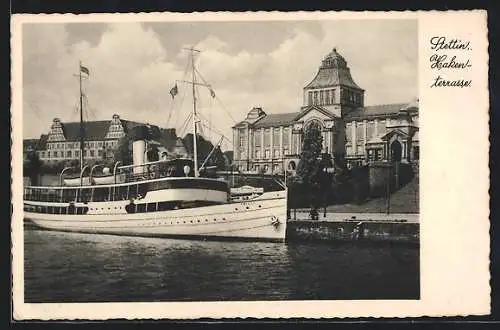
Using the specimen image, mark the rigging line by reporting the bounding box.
[172,82,190,130]
[194,67,237,125]
[178,113,191,138]
[198,120,233,146]
[83,96,97,120]
[193,81,207,140]
[166,57,191,129]
[178,112,193,139]
[198,121,205,138]
[196,111,232,142]
[199,125,232,146]
[172,58,192,130]
[205,84,214,142]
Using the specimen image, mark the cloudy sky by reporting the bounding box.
[22,19,417,150]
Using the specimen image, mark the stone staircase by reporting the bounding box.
[325,176,419,214]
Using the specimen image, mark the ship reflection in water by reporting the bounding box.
[24,228,419,302]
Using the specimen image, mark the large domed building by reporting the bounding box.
[232,48,419,174]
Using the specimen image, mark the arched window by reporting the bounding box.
[304,119,323,133]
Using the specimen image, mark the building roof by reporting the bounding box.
[304,48,363,90]
[304,67,363,90]
[56,119,146,142]
[345,103,411,120]
[253,112,299,128]
[294,105,337,120]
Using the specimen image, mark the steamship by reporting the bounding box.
[23,52,288,242]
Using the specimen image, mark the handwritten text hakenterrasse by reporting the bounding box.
[429,36,472,88]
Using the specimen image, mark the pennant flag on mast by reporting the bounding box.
[170,83,178,99]
[80,64,90,77]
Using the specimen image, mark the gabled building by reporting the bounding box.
[36,114,144,164]
[232,48,419,174]
[33,114,189,164]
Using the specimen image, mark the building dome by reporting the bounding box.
[321,47,348,69]
[304,47,363,90]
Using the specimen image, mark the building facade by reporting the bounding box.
[232,48,419,174]
[31,114,192,165]
[35,114,143,164]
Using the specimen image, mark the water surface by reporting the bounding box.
[24,229,419,302]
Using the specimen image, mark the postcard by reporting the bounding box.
[11,10,490,319]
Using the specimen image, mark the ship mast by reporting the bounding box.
[177,47,219,177]
[187,47,201,177]
[78,60,85,175]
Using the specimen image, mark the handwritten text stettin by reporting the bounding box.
[429,36,472,88]
[430,36,471,51]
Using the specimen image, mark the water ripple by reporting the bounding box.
[24,229,419,302]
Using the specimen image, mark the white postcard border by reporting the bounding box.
[11,10,490,319]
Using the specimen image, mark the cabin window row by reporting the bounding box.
[24,184,149,203]
[125,201,220,214]
[24,204,89,215]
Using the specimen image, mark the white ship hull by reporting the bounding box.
[24,190,287,242]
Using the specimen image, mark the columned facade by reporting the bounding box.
[232,47,419,174]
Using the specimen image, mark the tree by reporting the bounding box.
[296,124,324,216]
[24,150,41,185]
[114,135,133,166]
[183,134,227,171]
[331,151,350,204]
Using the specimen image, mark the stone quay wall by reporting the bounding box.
[286,216,419,245]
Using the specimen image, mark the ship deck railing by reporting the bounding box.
[62,158,197,185]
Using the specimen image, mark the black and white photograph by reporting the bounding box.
[12,11,489,319]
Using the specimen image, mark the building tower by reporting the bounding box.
[303,47,365,118]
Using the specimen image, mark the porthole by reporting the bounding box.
[246,206,249,209]
[197,220,200,223]
[222,217,226,221]
[258,205,262,208]
[190,220,193,223]
[205,219,208,222]
[235,208,238,211]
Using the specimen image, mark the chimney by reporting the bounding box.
[131,125,150,175]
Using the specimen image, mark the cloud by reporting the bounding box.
[22,20,418,151]
[23,23,183,138]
